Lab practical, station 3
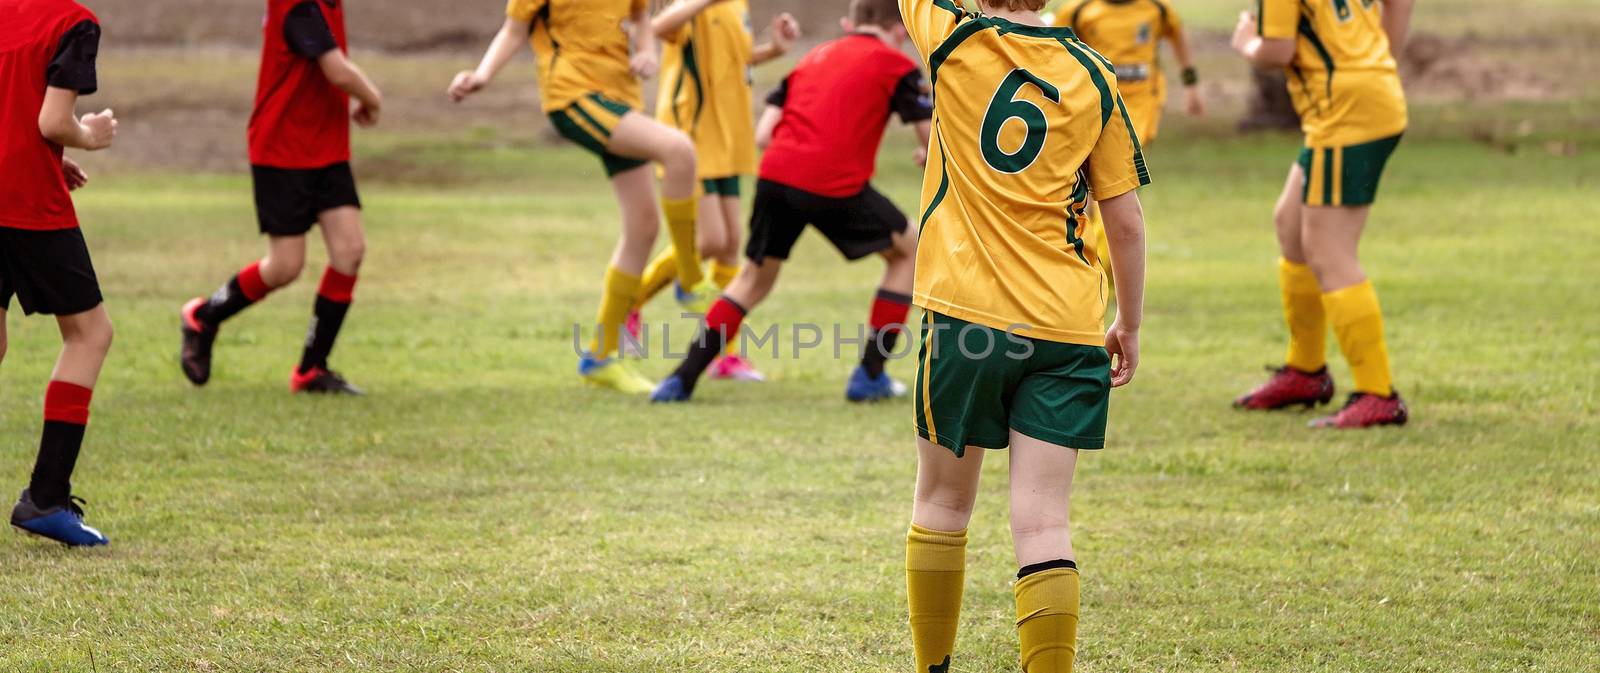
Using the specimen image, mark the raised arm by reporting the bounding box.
[652,0,716,40]
[1380,0,1415,58]
[38,88,115,151]
[318,50,383,126]
[1230,10,1296,69]
[449,17,531,102]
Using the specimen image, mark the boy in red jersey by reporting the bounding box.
[652,0,933,403]
[179,0,383,395]
[2,0,118,546]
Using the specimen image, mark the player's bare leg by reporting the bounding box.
[291,207,366,395]
[906,438,983,673]
[607,112,715,308]
[1236,163,1335,411]
[1009,431,1083,673]
[706,208,764,382]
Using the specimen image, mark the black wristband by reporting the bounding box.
[1181,67,1199,86]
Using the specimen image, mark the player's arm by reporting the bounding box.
[911,120,932,167]
[891,69,935,165]
[1379,0,1415,58]
[898,0,965,58]
[629,2,659,79]
[1230,9,1296,68]
[1100,190,1146,387]
[751,13,801,65]
[449,16,530,102]
[756,77,790,149]
[1164,13,1204,117]
[38,19,114,152]
[318,51,383,127]
[652,0,717,41]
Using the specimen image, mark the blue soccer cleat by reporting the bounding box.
[846,366,908,403]
[10,490,108,548]
[651,374,693,403]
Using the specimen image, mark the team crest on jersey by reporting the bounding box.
[1136,22,1152,45]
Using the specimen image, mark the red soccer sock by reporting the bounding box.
[30,381,94,508]
[299,267,358,374]
[670,297,748,391]
[864,290,912,377]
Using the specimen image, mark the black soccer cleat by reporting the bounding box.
[180,297,218,386]
[290,366,365,396]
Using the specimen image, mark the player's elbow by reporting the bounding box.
[318,53,359,91]
[1099,192,1147,242]
[37,112,77,146]
[1254,39,1297,68]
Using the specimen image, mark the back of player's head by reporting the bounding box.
[850,0,905,29]
[981,0,1049,10]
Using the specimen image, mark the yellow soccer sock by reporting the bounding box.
[710,260,739,290]
[587,266,643,360]
[1280,258,1328,372]
[662,197,707,288]
[907,524,967,673]
[1323,279,1394,396]
[1015,567,1080,673]
[636,249,679,310]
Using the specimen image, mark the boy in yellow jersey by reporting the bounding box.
[1054,0,1202,144]
[631,0,802,382]
[448,0,720,394]
[1230,0,1413,429]
[898,0,1149,671]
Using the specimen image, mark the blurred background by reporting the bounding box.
[86,0,1597,174]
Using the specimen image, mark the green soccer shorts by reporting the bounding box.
[914,311,1111,457]
[1298,133,1403,207]
[701,176,742,197]
[546,93,650,178]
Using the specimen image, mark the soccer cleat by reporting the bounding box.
[620,310,646,358]
[650,374,692,403]
[1311,392,1409,429]
[709,354,766,382]
[11,490,108,548]
[846,366,907,403]
[180,297,218,386]
[1233,365,1335,410]
[579,355,655,395]
[674,279,719,315]
[290,366,365,396]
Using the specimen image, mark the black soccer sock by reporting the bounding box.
[29,382,93,510]
[196,261,272,326]
[298,267,357,374]
[671,296,747,395]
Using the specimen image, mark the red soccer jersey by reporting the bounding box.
[248,0,350,169]
[0,0,99,231]
[759,34,929,198]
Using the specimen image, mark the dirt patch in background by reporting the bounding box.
[1402,34,1570,102]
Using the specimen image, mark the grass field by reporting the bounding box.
[2,108,1597,670]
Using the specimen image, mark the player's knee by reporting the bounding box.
[68,312,114,355]
[262,256,305,287]
[332,238,367,272]
[916,489,978,519]
[661,133,697,176]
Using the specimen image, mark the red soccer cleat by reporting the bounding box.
[1311,392,1409,429]
[1234,365,1336,410]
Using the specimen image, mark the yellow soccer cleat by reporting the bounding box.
[579,355,656,395]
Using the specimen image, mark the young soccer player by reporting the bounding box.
[1230,0,1412,429]
[1054,0,1203,144]
[632,1,801,382]
[650,0,933,404]
[180,0,383,395]
[2,0,117,546]
[449,0,721,395]
[898,0,1150,670]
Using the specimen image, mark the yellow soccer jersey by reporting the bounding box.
[655,0,757,179]
[1259,0,1407,147]
[1056,0,1180,103]
[507,0,647,112]
[902,1,1150,346]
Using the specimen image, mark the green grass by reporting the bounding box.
[2,120,1598,671]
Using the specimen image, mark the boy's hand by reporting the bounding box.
[913,145,928,167]
[630,49,659,79]
[79,109,117,151]
[1231,11,1259,56]
[1105,321,1140,387]
[61,157,88,191]
[448,70,488,102]
[353,98,381,127]
[1183,86,1205,117]
[770,13,801,52]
